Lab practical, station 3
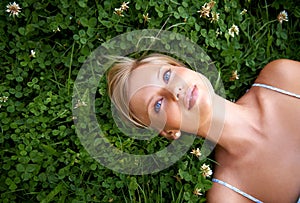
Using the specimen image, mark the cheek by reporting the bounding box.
[175,67,195,78]
[149,102,181,131]
[165,103,182,129]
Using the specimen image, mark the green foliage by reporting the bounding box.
[0,0,299,202]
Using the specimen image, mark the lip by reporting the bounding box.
[185,85,199,110]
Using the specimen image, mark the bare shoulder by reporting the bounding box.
[256,59,300,82]
[255,59,300,94]
[207,182,254,203]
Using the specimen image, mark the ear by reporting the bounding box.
[159,130,169,138]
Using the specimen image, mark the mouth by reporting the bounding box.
[185,85,199,110]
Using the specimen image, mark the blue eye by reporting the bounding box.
[163,69,171,83]
[154,99,162,113]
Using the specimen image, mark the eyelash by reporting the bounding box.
[163,69,171,83]
[154,98,163,113]
[154,69,171,113]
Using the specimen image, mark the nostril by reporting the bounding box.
[176,87,182,100]
[172,87,182,101]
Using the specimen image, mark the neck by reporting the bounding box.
[197,93,262,154]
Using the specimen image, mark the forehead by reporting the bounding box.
[128,62,168,99]
[127,62,169,125]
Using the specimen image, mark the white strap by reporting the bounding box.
[252,83,300,99]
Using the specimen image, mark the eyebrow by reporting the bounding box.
[157,66,162,80]
[146,95,154,121]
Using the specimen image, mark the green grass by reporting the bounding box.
[0,0,299,202]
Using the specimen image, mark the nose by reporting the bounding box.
[168,85,182,101]
[166,72,184,101]
[174,87,182,100]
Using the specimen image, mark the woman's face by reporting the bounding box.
[128,62,213,138]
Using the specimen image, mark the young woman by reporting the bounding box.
[107,53,300,202]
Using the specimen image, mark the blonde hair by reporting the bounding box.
[106,53,185,128]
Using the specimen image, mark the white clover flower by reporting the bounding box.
[0,96,8,108]
[190,148,202,157]
[216,28,222,37]
[277,10,288,24]
[53,27,61,33]
[74,100,87,109]
[120,2,129,11]
[197,4,210,18]
[207,0,216,9]
[30,50,36,58]
[3,96,8,102]
[193,188,203,196]
[143,13,151,23]
[210,12,220,23]
[197,0,216,18]
[230,70,239,81]
[201,163,213,177]
[228,24,239,37]
[114,8,124,17]
[240,9,247,15]
[6,2,21,17]
[0,96,8,103]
